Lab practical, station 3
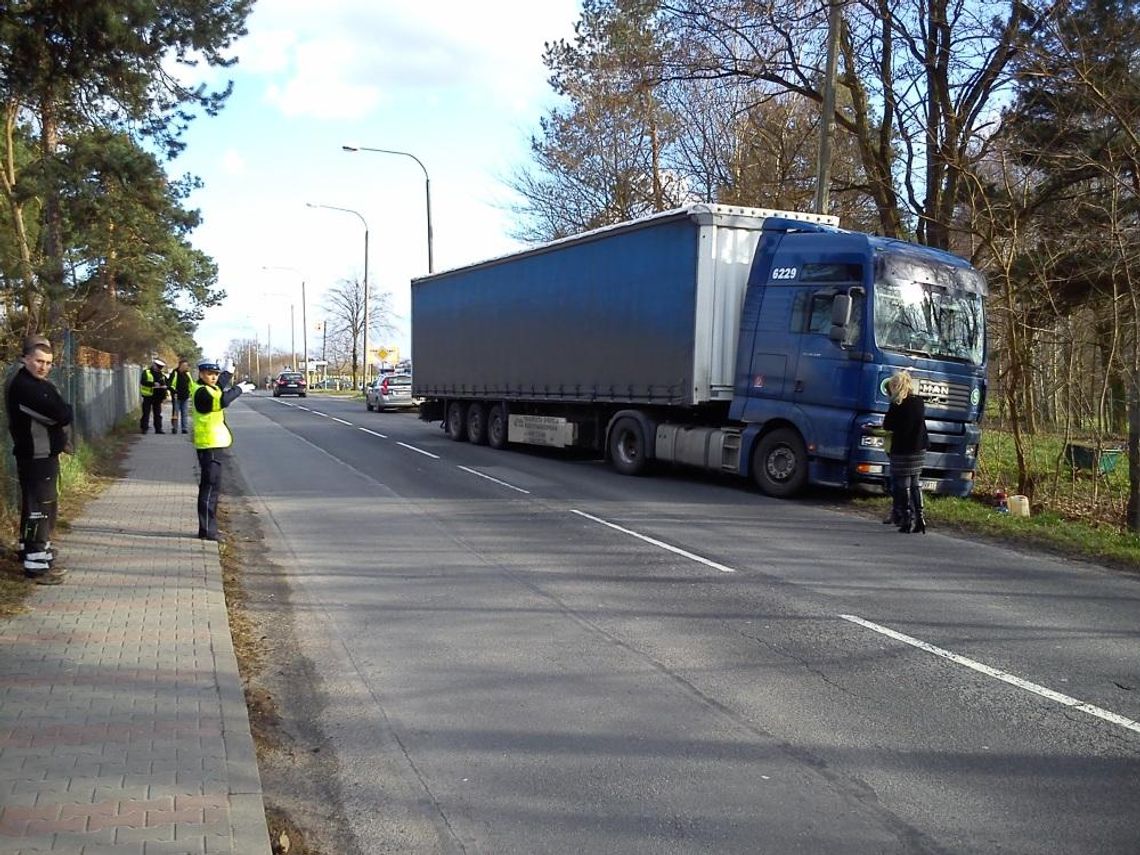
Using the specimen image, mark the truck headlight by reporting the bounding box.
[965,444,978,458]
[860,435,886,449]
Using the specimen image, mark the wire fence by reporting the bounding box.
[0,332,140,512]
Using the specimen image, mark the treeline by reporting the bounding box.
[0,1,253,362]
[511,0,1140,509]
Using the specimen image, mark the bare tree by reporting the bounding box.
[662,0,1053,247]
[508,0,680,241]
[321,278,394,389]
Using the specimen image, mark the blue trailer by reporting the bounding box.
[411,204,987,497]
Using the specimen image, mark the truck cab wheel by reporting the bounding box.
[466,403,488,445]
[487,404,509,449]
[445,402,468,441]
[609,416,648,476]
[752,427,807,497]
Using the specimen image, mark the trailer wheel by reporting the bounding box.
[466,403,488,445]
[487,404,509,450]
[752,428,807,498]
[445,402,468,441]
[609,417,648,476]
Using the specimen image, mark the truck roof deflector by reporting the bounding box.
[761,217,835,234]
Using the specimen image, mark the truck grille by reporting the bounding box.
[917,378,970,410]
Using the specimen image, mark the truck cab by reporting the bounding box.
[732,220,987,497]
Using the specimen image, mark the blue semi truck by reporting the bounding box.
[411,204,987,497]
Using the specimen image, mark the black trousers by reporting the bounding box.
[140,396,165,433]
[17,456,59,565]
[196,448,226,538]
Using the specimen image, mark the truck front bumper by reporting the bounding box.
[850,420,979,497]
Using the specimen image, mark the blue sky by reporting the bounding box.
[174,0,582,366]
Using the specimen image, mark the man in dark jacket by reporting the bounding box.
[5,335,73,583]
[139,357,167,434]
[167,358,194,435]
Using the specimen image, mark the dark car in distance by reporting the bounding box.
[272,371,307,397]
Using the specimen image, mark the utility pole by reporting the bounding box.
[814,0,842,215]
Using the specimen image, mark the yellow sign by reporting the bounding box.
[374,345,399,363]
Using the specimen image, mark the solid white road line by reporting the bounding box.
[840,614,1140,736]
[457,465,531,494]
[398,442,440,459]
[358,427,388,439]
[332,417,352,426]
[570,509,736,574]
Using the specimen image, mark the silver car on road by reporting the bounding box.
[365,373,419,411]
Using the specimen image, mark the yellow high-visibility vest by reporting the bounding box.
[192,385,232,450]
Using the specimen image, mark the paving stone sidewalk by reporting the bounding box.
[0,435,272,855]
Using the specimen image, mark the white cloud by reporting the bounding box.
[238,0,577,120]
[181,0,582,361]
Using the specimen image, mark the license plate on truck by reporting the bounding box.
[919,479,938,491]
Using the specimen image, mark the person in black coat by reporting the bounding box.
[167,358,194,435]
[882,370,929,533]
[5,335,74,582]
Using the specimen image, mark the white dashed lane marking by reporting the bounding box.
[840,614,1140,735]
[570,509,736,574]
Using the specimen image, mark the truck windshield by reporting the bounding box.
[872,254,985,365]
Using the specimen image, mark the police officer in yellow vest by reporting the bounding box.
[139,357,168,434]
[193,358,254,541]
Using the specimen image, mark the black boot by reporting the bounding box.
[893,482,911,532]
[909,483,926,533]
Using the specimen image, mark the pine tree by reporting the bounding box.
[0,0,252,343]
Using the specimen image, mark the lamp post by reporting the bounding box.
[262,266,309,386]
[342,145,433,273]
[306,203,370,386]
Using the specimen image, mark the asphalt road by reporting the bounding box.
[227,391,1140,855]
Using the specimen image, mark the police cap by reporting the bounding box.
[197,360,221,372]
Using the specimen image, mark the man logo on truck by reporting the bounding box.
[917,379,951,406]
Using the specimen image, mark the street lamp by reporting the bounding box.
[306,203,371,386]
[342,145,433,273]
[262,266,309,387]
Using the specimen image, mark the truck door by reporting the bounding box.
[733,236,866,441]
[790,264,866,460]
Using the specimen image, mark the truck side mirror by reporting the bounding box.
[829,293,852,342]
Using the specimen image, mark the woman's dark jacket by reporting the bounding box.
[883,394,929,456]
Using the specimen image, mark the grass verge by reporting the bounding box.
[848,493,1140,574]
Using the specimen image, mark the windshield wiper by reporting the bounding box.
[884,345,934,358]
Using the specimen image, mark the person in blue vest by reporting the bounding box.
[139,357,168,434]
[192,358,253,541]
